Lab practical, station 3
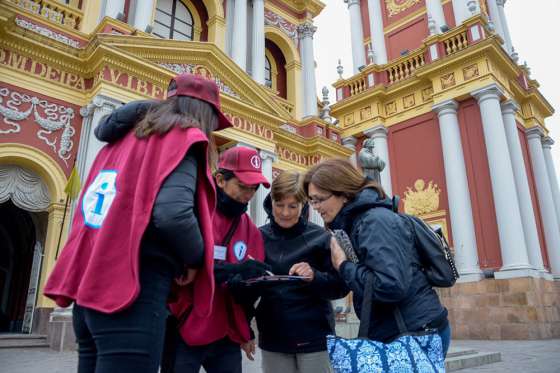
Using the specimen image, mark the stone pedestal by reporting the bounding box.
[47,307,76,351]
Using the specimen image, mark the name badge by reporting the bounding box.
[213,245,227,260]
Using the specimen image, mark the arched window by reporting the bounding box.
[153,0,194,41]
[265,57,272,89]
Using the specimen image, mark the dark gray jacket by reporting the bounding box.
[332,188,448,342]
[95,100,204,275]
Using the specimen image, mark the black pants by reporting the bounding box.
[161,328,241,373]
[72,266,173,373]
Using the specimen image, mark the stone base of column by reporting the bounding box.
[457,270,484,283]
[494,268,541,280]
[47,307,76,351]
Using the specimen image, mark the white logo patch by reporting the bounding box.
[233,241,248,261]
[82,170,117,229]
[250,155,261,169]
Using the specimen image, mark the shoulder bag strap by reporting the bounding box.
[221,216,241,247]
[358,272,375,338]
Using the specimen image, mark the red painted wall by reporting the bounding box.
[443,1,456,28]
[457,99,502,269]
[386,16,428,61]
[518,124,551,269]
[265,39,287,99]
[360,0,371,40]
[387,112,453,244]
[0,82,82,177]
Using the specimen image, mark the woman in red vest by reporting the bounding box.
[44,74,232,373]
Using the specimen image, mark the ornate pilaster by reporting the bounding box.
[298,21,318,117]
[364,125,392,196]
[472,84,532,277]
[345,0,366,72]
[501,100,544,273]
[251,0,265,84]
[433,100,482,282]
[367,0,388,64]
[526,127,560,278]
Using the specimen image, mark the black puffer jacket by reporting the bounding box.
[332,188,448,343]
[95,100,205,276]
[255,195,349,353]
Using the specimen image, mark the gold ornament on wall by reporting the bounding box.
[403,94,415,109]
[440,72,456,89]
[385,0,422,17]
[403,179,441,215]
[463,64,480,81]
[385,101,397,115]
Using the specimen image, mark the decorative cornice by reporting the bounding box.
[542,136,554,148]
[364,124,388,139]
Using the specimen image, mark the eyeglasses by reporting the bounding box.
[309,194,333,207]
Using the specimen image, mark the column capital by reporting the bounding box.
[432,99,458,115]
[500,99,519,115]
[345,0,361,6]
[297,21,317,39]
[542,136,554,149]
[80,95,121,118]
[471,83,505,103]
[259,149,277,162]
[364,124,388,139]
[526,126,545,141]
[342,136,358,149]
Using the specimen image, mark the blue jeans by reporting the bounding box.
[73,266,173,373]
[438,324,451,358]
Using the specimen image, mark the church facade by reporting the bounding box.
[0,0,558,346]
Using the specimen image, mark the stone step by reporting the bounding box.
[447,346,478,358]
[0,334,49,349]
[446,350,502,372]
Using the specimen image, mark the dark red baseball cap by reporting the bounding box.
[218,147,271,188]
[167,73,233,131]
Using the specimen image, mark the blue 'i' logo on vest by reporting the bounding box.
[82,171,118,229]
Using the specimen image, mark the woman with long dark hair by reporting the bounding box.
[44,74,231,373]
[303,158,451,356]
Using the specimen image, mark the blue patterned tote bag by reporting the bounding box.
[327,273,445,373]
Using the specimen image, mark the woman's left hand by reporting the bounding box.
[241,339,256,361]
[330,237,348,271]
[289,262,314,281]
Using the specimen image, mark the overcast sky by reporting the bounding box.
[313,0,560,174]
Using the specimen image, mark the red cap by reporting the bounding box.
[218,147,271,188]
[167,73,233,131]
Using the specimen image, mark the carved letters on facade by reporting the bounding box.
[440,72,456,89]
[403,179,441,215]
[463,64,480,81]
[0,87,76,165]
[385,0,422,17]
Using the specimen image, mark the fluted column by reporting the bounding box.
[342,136,358,167]
[496,0,513,54]
[251,0,265,84]
[472,84,532,277]
[232,0,248,70]
[501,100,544,272]
[426,0,447,34]
[364,125,392,196]
[542,137,560,229]
[298,21,319,117]
[367,0,388,64]
[527,128,560,278]
[433,100,482,282]
[250,150,274,227]
[132,0,155,32]
[103,0,125,19]
[346,0,366,72]
[451,0,468,25]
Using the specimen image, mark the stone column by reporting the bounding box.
[364,125,392,196]
[103,0,125,19]
[298,21,319,117]
[426,0,447,34]
[232,0,248,70]
[471,84,532,277]
[501,100,544,273]
[309,209,324,226]
[451,0,468,25]
[132,0,155,32]
[250,150,274,227]
[433,100,482,282]
[527,128,560,278]
[542,137,560,228]
[496,0,513,54]
[342,136,358,167]
[346,0,366,73]
[367,0,388,64]
[226,0,235,56]
[251,0,265,84]
[486,0,508,52]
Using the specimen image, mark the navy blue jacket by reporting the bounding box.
[332,188,448,342]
